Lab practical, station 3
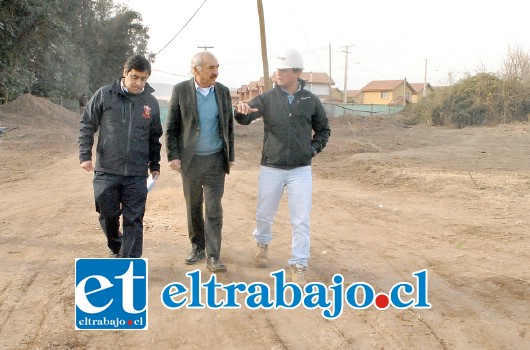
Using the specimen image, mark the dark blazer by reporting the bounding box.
[165,78,234,174]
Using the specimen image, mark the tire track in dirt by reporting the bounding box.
[0,268,39,333]
[1,113,529,348]
[309,178,528,349]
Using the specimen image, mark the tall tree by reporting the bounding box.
[0,0,54,101]
[0,0,151,102]
[88,8,151,90]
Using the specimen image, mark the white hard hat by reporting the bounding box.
[276,48,304,70]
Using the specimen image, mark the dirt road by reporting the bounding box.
[0,96,528,349]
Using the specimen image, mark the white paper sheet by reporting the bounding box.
[147,174,159,193]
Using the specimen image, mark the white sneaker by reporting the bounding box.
[291,264,307,286]
[255,243,269,268]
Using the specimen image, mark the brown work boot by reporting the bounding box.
[255,243,269,268]
[291,264,307,286]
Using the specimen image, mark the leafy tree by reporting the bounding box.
[0,0,151,102]
[88,8,151,90]
[0,0,53,101]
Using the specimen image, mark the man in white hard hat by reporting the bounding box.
[234,48,330,285]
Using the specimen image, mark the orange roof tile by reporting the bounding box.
[410,82,434,93]
[300,72,334,85]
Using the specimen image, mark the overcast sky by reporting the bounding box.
[117,0,529,90]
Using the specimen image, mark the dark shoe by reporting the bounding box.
[185,249,205,265]
[206,256,227,273]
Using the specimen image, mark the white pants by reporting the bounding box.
[253,165,312,267]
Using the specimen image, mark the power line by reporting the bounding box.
[155,0,207,57]
[285,0,325,72]
[152,69,189,78]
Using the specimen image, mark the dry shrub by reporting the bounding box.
[404,45,530,128]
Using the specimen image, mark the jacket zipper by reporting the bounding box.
[287,94,293,163]
[124,99,133,176]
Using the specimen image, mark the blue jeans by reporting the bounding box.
[253,165,312,267]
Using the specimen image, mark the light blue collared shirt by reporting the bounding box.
[194,80,214,96]
[194,80,222,155]
[281,83,302,104]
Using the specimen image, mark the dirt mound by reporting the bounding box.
[0,93,80,141]
[0,94,80,179]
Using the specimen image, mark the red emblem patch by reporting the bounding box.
[143,105,151,119]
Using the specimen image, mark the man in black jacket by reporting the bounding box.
[234,48,330,285]
[78,55,163,258]
[166,51,234,273]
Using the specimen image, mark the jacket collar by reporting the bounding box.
[189,77,219,92]
[110,78,155,96]
[274,77,306,92]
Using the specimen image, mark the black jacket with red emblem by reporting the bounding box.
[78,78,163,177]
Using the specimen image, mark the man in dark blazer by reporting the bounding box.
[166,51,234,272]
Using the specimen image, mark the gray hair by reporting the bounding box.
[190,51,214,74]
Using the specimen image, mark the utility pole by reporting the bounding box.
[341,45,352,103]
[197,45,214,51]
[257,0,271,92]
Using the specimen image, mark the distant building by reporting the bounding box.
[329,87,344,102]
[236,72,335,102]
[237,79,268,102]
[230,89,240,104]
[360,79,416,106]
[299,72,335,101]
[410,83,434,103]
[346,90,362,104]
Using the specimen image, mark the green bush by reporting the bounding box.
[404,72,530,128]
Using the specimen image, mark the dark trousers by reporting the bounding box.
[93,172,147,258]
[181,151,226,258]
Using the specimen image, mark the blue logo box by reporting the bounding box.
[75,258,148,330]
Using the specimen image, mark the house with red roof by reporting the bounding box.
[236,72,335,102]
